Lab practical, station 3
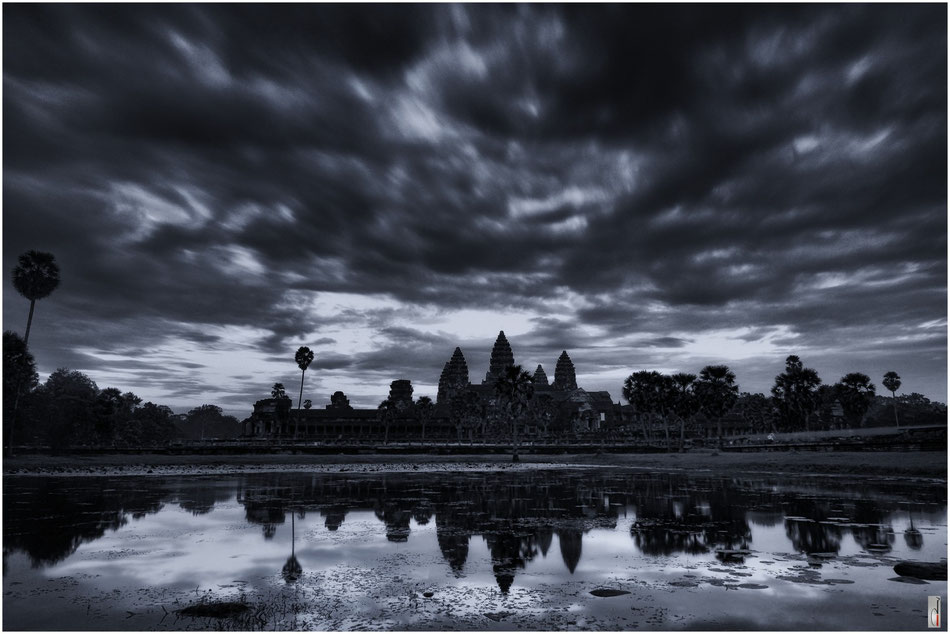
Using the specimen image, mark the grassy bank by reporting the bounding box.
[3,449,946,479]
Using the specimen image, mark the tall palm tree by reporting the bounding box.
[835,373,876,427]
[695,365,739,447]
[377,398,396,445]
[882,371,902,428]
[12,250,60,347]
[415,395,434,442]
[771,355,822,431]
[623,370,663,444]
[294,346,314,438]
[493,365,534,462]
[8,251,59,458]
[670,372,698,451]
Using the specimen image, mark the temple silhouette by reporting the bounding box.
[245,331,620,441]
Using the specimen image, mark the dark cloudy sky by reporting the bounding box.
[3,4,947,415]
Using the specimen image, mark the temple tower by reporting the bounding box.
[533,364,549,388]
[483,331,515,384]
[437,347,470,403]
[389,379,414,411]
[553,350,577,391]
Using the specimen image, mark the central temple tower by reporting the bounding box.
[483,331,515,384]
[553,350,578,391]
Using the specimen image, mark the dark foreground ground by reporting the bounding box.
[3,449,946,479]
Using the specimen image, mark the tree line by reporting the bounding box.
[3,251,240,452]
[621,357,945,450]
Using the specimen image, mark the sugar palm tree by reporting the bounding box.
[670,372,698,451]
[882,371,901,428]
[415,395,434,442]
[835,372,876,427]
[771,355,822,431]
[12,251,60,347]
[8,251,59,458]
[695,365,739,447]
[377,398,396,445]
[623,370,662,444]
[493,365,535,462]
[294,346,314,438]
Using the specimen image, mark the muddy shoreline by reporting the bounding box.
[3,450,946,479]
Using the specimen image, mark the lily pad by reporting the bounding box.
[484,611,514,621]
[178,602,249,618]
[590,588,631,597]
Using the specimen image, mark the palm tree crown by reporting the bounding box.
[295,346,314,372]
[12,250,60,301]
[12,250,60,346]
[882,371,901,395]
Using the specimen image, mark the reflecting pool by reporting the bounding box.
[3,468,947,630]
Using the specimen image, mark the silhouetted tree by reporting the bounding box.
[271,383,287,399]
[8,251,60,454]
[12,250,60,348]
[670,372,699,451]
[94,388,141,444]
[623,370,676,447]
[3,331,38,452]
[449,390,483,444]
[694,365,739,446]
[293,346,314,438]
[530,393,558,440]
[734,392,776,435]
[623,371,660,443]
[415,395,434,442]
[834,373,876,427]
[125,402,177,445]
[377,398,396,444]
[882,371,901,428]
[494,365,535,461]
[771,355,822,431]
[184,404,240,440]
[41,368,99,449]
[303,399,312,410]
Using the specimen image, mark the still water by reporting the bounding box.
[3,467,947,630]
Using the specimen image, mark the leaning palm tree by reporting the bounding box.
[882,371,902,428]
[493,365,535,462]
[8,251,59,458]
[294,346,314,438]
[12,250,60,347]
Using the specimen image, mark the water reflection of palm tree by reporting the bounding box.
[282,511,302,583]
[904,513,924,550]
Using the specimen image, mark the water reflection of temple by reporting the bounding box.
[4,472,945,594]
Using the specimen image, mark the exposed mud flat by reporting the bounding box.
[4,449,946,479]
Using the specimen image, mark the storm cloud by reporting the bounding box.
[3,4,946,413]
